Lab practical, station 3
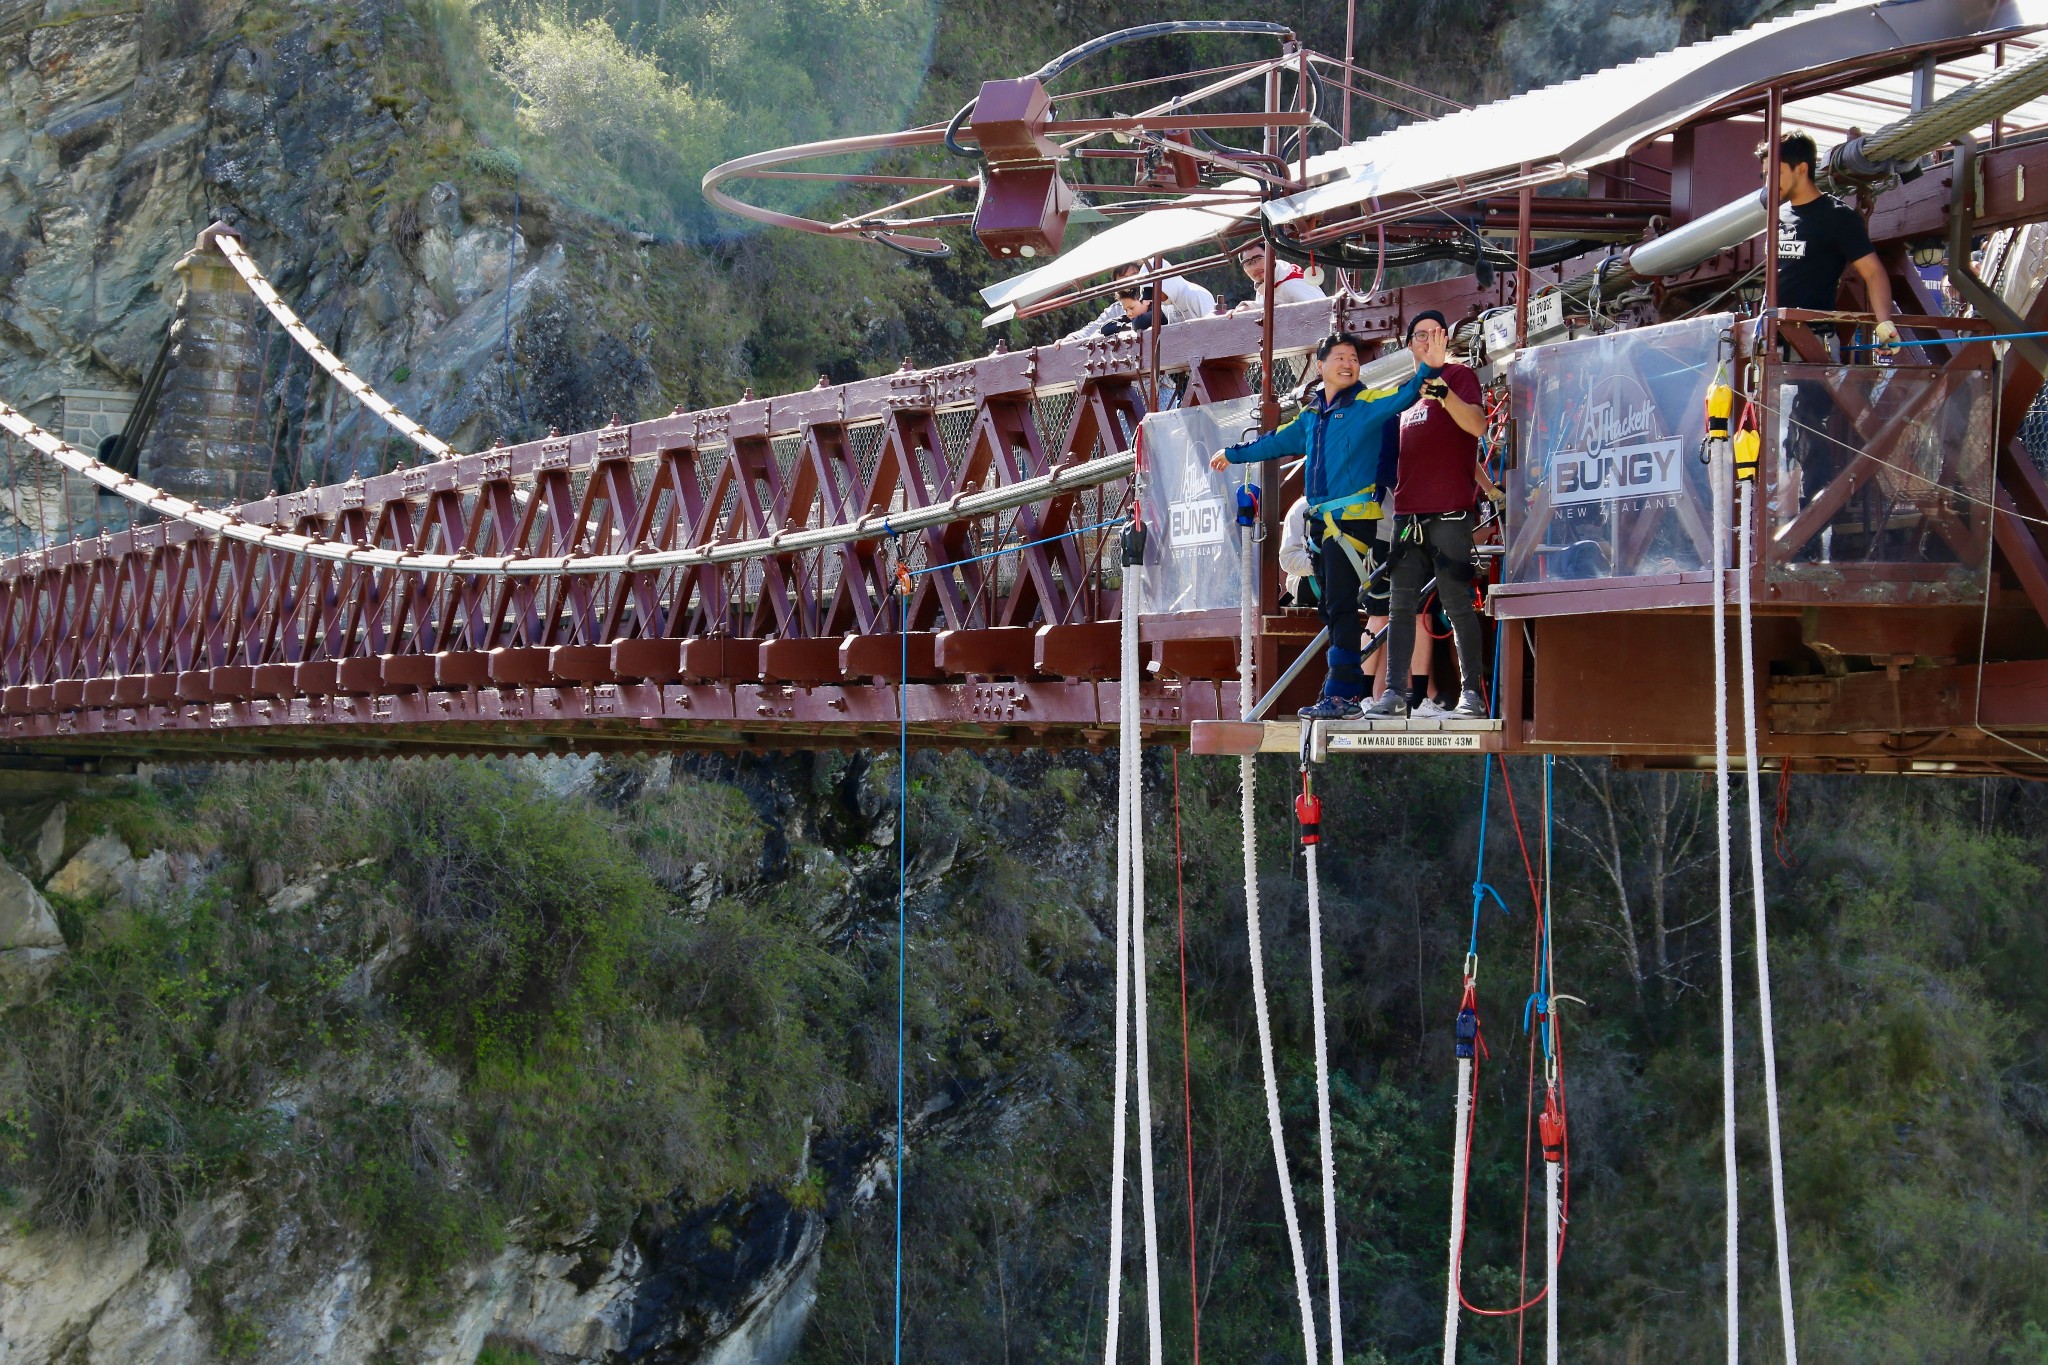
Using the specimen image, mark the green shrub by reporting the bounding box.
[464,145,523,182]
[378,762,658,1064]
[321,1098,503,1298]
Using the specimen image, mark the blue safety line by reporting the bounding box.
[894,566,908,1365]
[1469,758,1507,958]
[1521,756,1558,1061]
[906,516,1127,578]
[1844,327,2048,352]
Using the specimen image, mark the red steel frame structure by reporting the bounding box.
[10,55,2048,772]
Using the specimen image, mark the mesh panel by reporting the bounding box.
[1033,391,1078,458]
[848,422,885,491]
[2020,386,2048,482]
[936,408,979,478]
[771,434,803,485]
[693,446,724,505]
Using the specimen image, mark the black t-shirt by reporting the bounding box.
[1775,194,1874,312]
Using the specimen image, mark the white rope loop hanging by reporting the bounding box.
[1233,471,1320,1364]
[1711,428,1739,1365]
[1737,474,1801,1364]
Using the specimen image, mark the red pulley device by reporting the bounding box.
[1295,790,1321,845]
[1539,1092,1566,1165]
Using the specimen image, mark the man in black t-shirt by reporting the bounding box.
[1765,132,1899,548]
[1767,131,1897,341]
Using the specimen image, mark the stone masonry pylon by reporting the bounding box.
[140,224,272,506]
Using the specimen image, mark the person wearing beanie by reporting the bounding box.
[1210,328,1446,720]
[1366,310,1502,720]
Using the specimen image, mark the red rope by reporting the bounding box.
[1172,751,1202,1364]
[1444,756,1569,1338]
[1773,762,1798,868]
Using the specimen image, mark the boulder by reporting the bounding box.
[32,801,65,878]
[0,945,67,1002]
[46,830,135,901]
[0,860,63,951]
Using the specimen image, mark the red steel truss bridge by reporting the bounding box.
[11,1,2048,776]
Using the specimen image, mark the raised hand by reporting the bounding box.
[1419,329,1450,370]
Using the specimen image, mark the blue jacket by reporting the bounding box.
[1223,366,1438,518]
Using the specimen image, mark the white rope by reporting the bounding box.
[1105,548,1136,1365]
[1442,1055,1472,1364]
[1545,1157,1562,1365]
[1738,479,1800,1363]
[1237,493,1320,1364]
[1128,553,1166,1365]
[0,395,1133,578]
[1711,453,1739,1365]
[212,233,460,463]
[1304,833,1342,1365]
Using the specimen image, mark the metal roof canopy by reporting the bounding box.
[979,0,2048,320]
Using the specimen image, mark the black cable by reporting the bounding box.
[872,233,954,260]
[945,20,1296,160]
[101,319,178,476]
[1261,218,1609,274]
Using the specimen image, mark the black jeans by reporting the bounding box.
[1309,516,1380,699]
[1384,511,1486,701]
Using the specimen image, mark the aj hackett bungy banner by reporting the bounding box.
[1551,381,1685,512]
[1137,396,1260,615]
[1505,314,1726,588]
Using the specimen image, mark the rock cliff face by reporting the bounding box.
[0,760,891,1365]
[0,0,655,488]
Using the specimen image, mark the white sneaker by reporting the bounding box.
[1412,696,1455,719]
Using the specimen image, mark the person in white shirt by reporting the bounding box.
[1060,258,1217,342]
[1234,239,1325,310]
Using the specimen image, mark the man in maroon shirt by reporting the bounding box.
[1365,311,1499,719]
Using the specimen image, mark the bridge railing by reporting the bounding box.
[0,282,1388,707]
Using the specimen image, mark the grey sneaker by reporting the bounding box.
[1412,696,1455,720]
[1451,689,1490,719]
[1363,689,1409,719]
[1298,694,1363,722]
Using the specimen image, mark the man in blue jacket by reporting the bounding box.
[1210,328,1446,719]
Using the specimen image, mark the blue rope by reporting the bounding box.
[1467,620,1512,958]
[1844,327,2048,352]
[906,516,1126,578]
[1520,756,1557,1061]
[894,566,908,1365]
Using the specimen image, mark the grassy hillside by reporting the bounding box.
[5,754,2046,1361]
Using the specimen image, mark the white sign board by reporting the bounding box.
[1136,397,1263,615]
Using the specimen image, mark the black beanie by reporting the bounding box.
[1406,309,1448,342]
